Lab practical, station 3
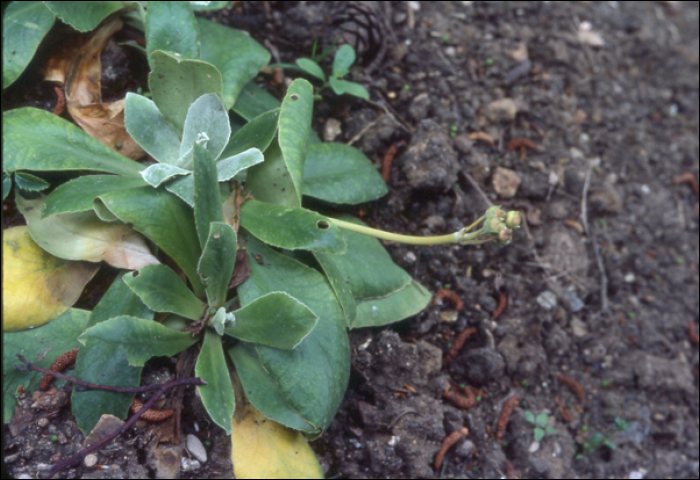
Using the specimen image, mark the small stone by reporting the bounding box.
[181,457,202,472]
[562,289,585,313]
[571,317,589,337]
[492,167,521,198]
[186,434,207,463]
[454,439,475,457]
[484,98,517,122]
[624,273,636,283]
[323,118,342,142]
[440,310,459,323]
[529,441,540,453]
[84,454,98,468]
[37,417,49,428]
[536,291,557,310]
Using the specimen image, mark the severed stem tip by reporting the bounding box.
[327,206,520,247]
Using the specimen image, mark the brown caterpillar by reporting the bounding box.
[130,398,174,422]
[434,427,468,470]
[40,349,79,391]
[557,373,586,404]
[496,395,519,439]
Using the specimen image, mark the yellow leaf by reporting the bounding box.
[231,401,324,479]
[2,226,99,332]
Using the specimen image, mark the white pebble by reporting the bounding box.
[186,434,207,463]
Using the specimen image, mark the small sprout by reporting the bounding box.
[627,311,636,319]
[51,434,58,442]
[521,380,530,388]
[441,34,451,42]
[675,257,685,265]
[402,84,410,91]
[600,379,610,388]
[485,58,494,66]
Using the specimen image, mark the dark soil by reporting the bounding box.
[4,2,699,479]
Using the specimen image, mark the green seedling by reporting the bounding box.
[275,43,370,100]
[2,2,519,478]
[523,410,558,443]
[576,417,630,459]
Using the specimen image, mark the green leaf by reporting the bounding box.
[196,329,235,435]
[328,77,370,99]
[353,280,431,328]
[524,410,535,424]
[190,1,230,11]
[164,174,196,206]
[2,1,55,89]
[17,194,160,270]
[179,93,231,169]
[232,81,281,121]
[42,175,146,217]
[220,109,280,159]
[216,148,264,182]
[240,200,346,254]
[79,315,199,367]
[14,172,49,192]
[145,1,199,67]
[198,222,237,309]
[234,233,350,434]
[72,273,151,434]
[319,216,411,299]
[296,58,326,81]
[302,143,387,204]
[124,92,182,164]
[3,309,89,423]
[277,79,313,207]
[533,427,545,443]
[332,44,356,78]
[228,344,315,432]
[149,51,223,134]
[545,426,558,436]
[226,292,318,349]
[536,413,549,428]
[2,175,12,201]
[245,139,299,207]
[140,163,192,187]
[96,187,204,296]
[3,108,143,177]
[313,251,357,326]
[197,17,270,109]
[44,1,122,32]
[193,144,224,249]
[603,439,617,450]
[123,264,207,320]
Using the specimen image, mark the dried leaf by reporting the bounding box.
[17,194,160,270]
[42,16,144,159]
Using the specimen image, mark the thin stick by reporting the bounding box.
[459,170,493,208]
[48,386,170,478]
[15,354,204,394]
[579,161,609,312]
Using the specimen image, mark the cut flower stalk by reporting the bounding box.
[327,206,521,247]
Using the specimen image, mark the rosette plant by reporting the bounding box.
[2,2,519,477]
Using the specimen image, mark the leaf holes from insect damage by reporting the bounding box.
[213,232,220,239]
[290,94,299,101]
[132,271,140,277]
[316,219,330,230]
